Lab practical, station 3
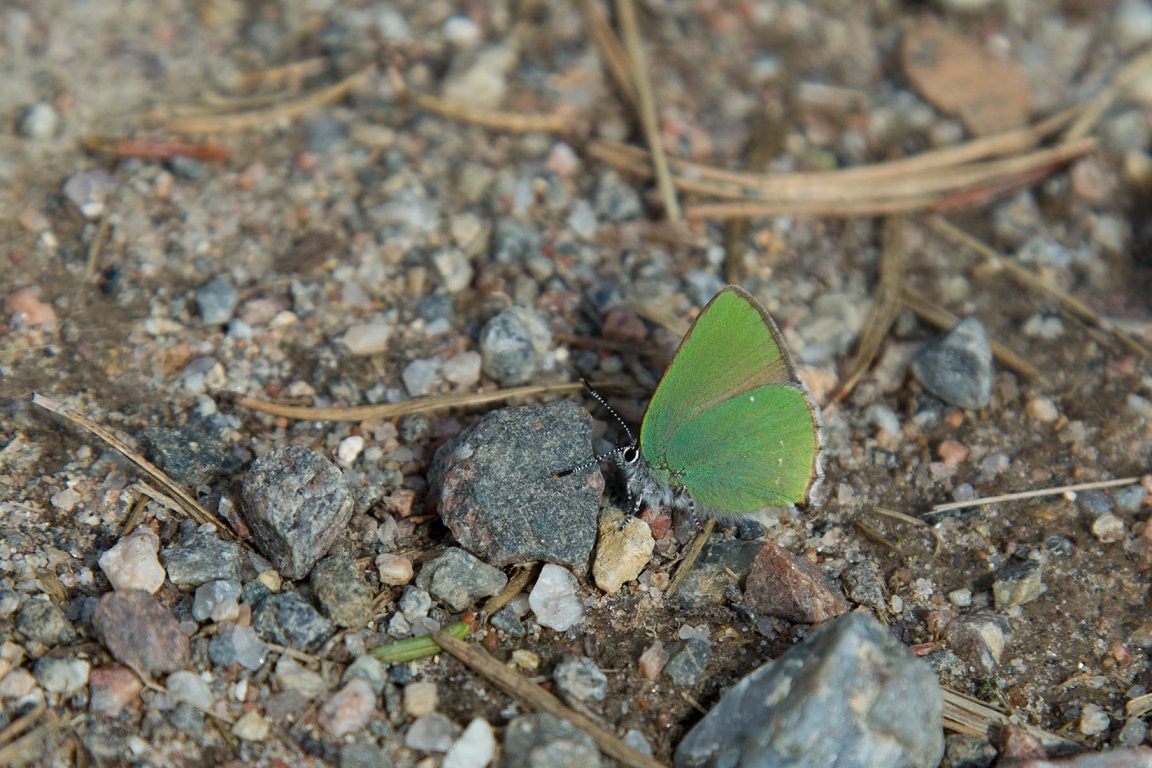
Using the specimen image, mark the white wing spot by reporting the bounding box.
[749,395,755,403]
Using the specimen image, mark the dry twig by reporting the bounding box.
[929,476,1146,515]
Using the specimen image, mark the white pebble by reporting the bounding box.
[337,435,366,465]
[1026,397,1060,423]
[443,717,496,768]
[1079,702,1111,735]
[232,710,270,741]
[443,351,482,387]
[1092,514,1126,544]
[1115,1,1152,52]
[165,670,215,711]
[343,322,392,355]
[98,528,166,594]
[376,553,414,585]
[529,564,584,631]
[50,488,81,512]
[948,588,973,608]
[403,681,439,718]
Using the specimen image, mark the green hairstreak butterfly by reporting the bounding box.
[564,285,823,517]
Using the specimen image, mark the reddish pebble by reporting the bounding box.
[92,590,190,674]
[640,507,672,540]
[5,287,57,327]
[89,666,143,716]
[639,640,669,680]
[317,678,376,737]
[387,488,417,518]
[937,439,969,468]
[743,541,848,624]
[602,307,648,345]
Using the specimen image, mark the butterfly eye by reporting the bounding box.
[622,446,640,464]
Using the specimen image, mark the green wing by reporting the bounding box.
[640,286,821,510]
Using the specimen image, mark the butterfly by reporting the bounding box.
[561,285,823,518]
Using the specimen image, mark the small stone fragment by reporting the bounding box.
[166,670,215,711]
[665,639,713,687]
[512,649,540,671]
[639,641,669,680]
[1092,514,1127,544]
[5,286,58,327]
[592,514,654,593]
[232,710,271,741]
[99,527,166,594]
[195,277,239,325]
[273,655,328,699]
[406,713,461,752]
[912,317,994,410]
[444,717,497,768]
[1078,702,1110,736]
[231,624,267,670]
[945,612,1013,675]
[377,553,415,585]
[403,681,438,717]
[62,169,118,219]
[529,564,584,632]
[89,666,143,716]
[992,559,1047,610]
[318,678,377,736]
[504,712,601,768]
[241,445,355,579]
[92,590,190,674]
[161,530,242,589]
[34,657,90,695]
[1026,397,1060,423]
[192,580,241,623]
[743,541,849,624]
[310,556,374,628]
[553,656,608,703]
[342,321,392,355]
[479,305,552,385]
[415,547,508,612]
[252,591,335,652]
[17,600,75,645]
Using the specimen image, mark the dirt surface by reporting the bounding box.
[2,1,1152,766]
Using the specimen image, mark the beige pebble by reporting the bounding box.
[232,710,270,742]
[638,640,669,680]
[403,681,438,718]
[376,553,414,586]
[593,513,654,593]
[1026,397,1060,423]
[511,649,540,671]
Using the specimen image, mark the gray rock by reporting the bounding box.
[92,590,190,674]
[195,276,239,325]
[553,655,608,703]
[992,558,1047,609]
[503,712,602,768]
[208,631,237,667]
[138,415,242,486]
[675,612,945,768]
[231,624,267,670]
[33,657,90,694]
[665,639,713,687]
[192,579,241,622]
[843,561,888,615]
[17,599,75,645]
[19,101,59,139]
[406,713,460,752]
[241,445,355,579]
[1116,485,1149,513]
[490,607,526,637]
[1076,489,1115,519]
[478,306,553,385]
[252,591,335,652]
[161,531,243,588]
[429,402,601,567]
[62,168,118,219]
[415,547,507,612]
[593,170,643,221]
[492,218,541,266]
[912,317,993,410]
[944,612,1012,675]
[310,556,374,628]
[398,586,432,619]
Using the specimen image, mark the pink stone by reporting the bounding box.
[5,287,57,327]
[937,439,969,469]
[638,640,669,680]
[317,678,377,737]
[89,666,143,716]
[743,541,848,624]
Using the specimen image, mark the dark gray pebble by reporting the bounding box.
[138,415,243,486]
[195,276,239,325]
[843,561,888,615]
[992,558,1047,609]
[252,591,334,653]
[941,733,998,768]
[674,540,764,609]
[91,590,190,674]
[414,547,507,612]
[490,607,526,638]
[208,631,236,667]
[504,712,601,768]
[1076,489,1115,519]
[492,218,541,266]
[161,530,243,589]
[912,317,993,410]
[553,655,608,703]
[944,612,1013,675]
[665,639,713,687]
[675,613,945,768]
[241,445,354,579]
[310,555,374,628]
[429,401,601,567]
[478,306,553,385]
[16,599,76,645]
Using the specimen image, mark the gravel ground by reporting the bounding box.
[2,1,1152,766]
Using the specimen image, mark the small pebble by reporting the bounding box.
[19,101,59,139]
[592,514,654,593]
[406,713,461,752]
[529,564,584,632]
[864,403,901,436]
[479,306,553,385]
[1026,397,1060,423]
[638,641,669,680]
[252,591,335,652]
[273,656,327,699]
[343,322,393,355]
[432,248,474,293]
[912,317,993,410]
[337,435,365,465]
[1092,514,1126,543]
[504,712,601,767]
[318,678,377,736]
[948,589,973,608]
[403,681,438,717]
[443,351,482,387]
[993,559,1047,610]
[665,639,713,687]
[88,666,143,716]
[5,286,58,327]
[1116,486,1149,513]
[191,579,241,623]
[17,599,76,646]
[1078,702,1110,736]
[415,547,508,612]
[166,670,214,711]
[92,590,189,675]
[62,169,118,219]
[232,710,271,741]
[231,624,267,670]
[443,718,497,768]
[512,649,540,671]
[310,556,374,628]
[161,531,243,589]
[99,527,166,594]
[399,586,433,619]
[195,277,239,325]
[553,656,608,703]
[743,541,849,624]
[937,440,969,468]
[34,657,90,695]
[377,553,415,585]
[403,357,443,396]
